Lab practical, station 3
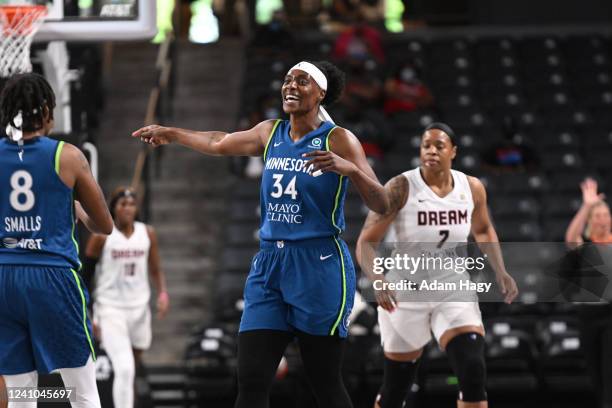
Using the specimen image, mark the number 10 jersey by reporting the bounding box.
[0,137,80,270]
[95,222,151,308]
[259,119,349,242]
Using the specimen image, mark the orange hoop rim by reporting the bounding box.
[0,5,47,23]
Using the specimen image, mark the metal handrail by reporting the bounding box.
[130,32,175,221]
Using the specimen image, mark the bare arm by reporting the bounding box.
[59,144,113,235]
[84,233,107,259]
[565,206,590,248]
[356,175,408,272]
[565,178,604,248]
[468,176,518,303]
[132,119,276,157]
[147,226,169,319]
[356,175,408,311]
[82,233,107,296]
[304,127,389,214]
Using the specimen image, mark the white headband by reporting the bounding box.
[289,61,327,91]
[288,61,334,125]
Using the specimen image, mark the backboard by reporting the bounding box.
[0,0,157,41]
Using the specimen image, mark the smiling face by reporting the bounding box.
[281,69,326,116]
[420,129,456,171]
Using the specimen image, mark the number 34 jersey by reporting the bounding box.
[259,120,349,241]
[0,137,80,270]
[95,222,151,308]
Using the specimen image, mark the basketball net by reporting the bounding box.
[0,4,46,78]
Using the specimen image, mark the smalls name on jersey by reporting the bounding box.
[4,216,42,232]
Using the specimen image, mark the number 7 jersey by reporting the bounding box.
[259,120,349,241]
[392,168,474,244]
[0,137,80,270]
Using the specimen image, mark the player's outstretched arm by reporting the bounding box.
[147,226,169,319]
[60,144,113,235]
[468,176,518,304]
[304,127,389,214]
[131,120,276,157]
[356,175,408,311]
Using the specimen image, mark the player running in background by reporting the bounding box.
[133,60,389,408]
[0,73,113,408]
[84,187,169,408]
[357,122,518,408]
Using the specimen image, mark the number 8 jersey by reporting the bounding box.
[259,120,349,241]
[0,137,80,270]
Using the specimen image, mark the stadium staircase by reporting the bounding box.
[95,39,245,406]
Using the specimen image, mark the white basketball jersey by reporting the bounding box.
[94,221,151,308]
[393,168,474,244]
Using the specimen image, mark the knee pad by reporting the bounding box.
[378,357,418,408]
[446,332,487,402]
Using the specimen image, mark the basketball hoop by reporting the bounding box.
[0,4,46,78]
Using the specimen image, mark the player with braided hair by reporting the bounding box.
[0,73,113,408]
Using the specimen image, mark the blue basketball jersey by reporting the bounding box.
[259,120,349,241]
[0,137,80,270]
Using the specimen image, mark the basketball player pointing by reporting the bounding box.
[133,61,388,408]
[356,123,518,408]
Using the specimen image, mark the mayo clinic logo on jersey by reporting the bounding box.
[307,137,323,149]
[267,203,303,224]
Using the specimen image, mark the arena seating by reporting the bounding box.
[183,31,612,406]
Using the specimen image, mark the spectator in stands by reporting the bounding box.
[339,62,384,112]
[250,10,294,52]
[481,139,538,171]
[383,61,434,115]
[333,102,392,162]
[332,23,385,65]
[481,119,539,172]
[565,178,612,408]
[327,0,385,26]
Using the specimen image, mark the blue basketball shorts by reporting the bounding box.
[239,236,356,338]
[0,265,95,375]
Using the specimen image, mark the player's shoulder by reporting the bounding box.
[328,126,353,141]
[59,142,87,165]
[257,119,282,134]
[59,141,81,155]
[326,126,360,153]
[465,174,485,190]
[464,174,487,201]
[142,223,157,239]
